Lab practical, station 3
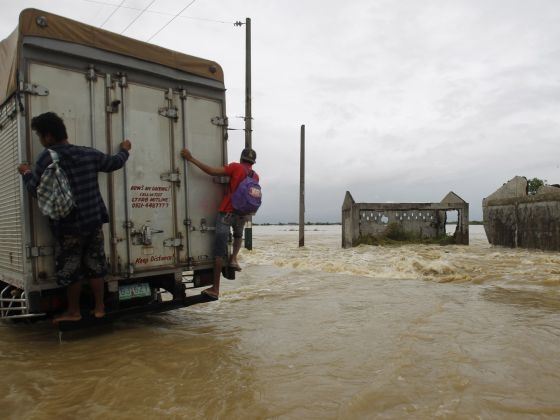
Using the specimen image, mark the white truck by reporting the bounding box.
[0,9,233,322]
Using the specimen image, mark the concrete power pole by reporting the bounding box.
[299,124,305,247]
[236,17,253,250]
[244,17,252,150]
[244,17,253,250]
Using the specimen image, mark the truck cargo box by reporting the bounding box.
[0,9,231,319]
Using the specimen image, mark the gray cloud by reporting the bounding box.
[2,0,560,223]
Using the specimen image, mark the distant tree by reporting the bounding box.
[527,177,547,195]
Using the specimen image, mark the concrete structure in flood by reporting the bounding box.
[341,191,469,248]
[483,176,560,251]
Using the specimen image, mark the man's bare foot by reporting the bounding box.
[229,258,242,271]
[201,288,219,301]
[90,307,106,319]
[53,312,82,324]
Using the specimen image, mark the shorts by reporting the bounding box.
[54,227,108,286]
[213,212,247,258]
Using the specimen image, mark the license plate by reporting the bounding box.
[119,283,151,301]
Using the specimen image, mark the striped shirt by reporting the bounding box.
[23,143,129,233]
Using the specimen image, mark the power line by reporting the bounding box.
[180,15,234,25]
[147,0,196,41]
[120,0,157,34]
[81,0,233,24]
[99,0,126,28]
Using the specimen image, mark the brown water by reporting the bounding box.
[1,225,560,419]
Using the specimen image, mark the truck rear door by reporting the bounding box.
[26,63,109,283]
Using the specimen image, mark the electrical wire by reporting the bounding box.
[147,0,196,41]
[120,0,157,34]
[81,0,233,24]
[99,0,126,28]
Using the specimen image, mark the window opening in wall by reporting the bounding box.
[446,210,459,237]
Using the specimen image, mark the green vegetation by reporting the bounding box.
[356,222,456,246]
[527,177,547,195]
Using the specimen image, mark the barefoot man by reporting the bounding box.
[18,112,131,322]
[181,147,258,300]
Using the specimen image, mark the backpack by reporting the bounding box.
[231,168,262,215]
[36,149,75,220]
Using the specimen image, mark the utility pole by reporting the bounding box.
[235,18,253,250]
[299,125,305,247]
[244,17,252,150]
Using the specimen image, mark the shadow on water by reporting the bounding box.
[0,309,270,419]
[481,287,560,313]
[0,303,232,342]
[0,311,194,343]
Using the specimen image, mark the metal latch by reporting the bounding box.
[106,100,121,113]
[160,172,181,183]
[20,82,49,96]
[159,106,178,121]
[199,218,216,233]
[118,74,128,88]
[185,219,195,231]
[131,225,163,246]
[213,176,231,184]
[210,116,228,126]
[163,238,182,247]
[86,66,97,81]
[26,246,54,258]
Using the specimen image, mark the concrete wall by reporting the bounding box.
[342,191,469,248]
[483,177,560,250]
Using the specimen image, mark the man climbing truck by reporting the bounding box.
[0,9,233,323]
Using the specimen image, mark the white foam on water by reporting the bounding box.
[241,225,560,288]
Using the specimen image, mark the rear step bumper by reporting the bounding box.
[57,293,212,332]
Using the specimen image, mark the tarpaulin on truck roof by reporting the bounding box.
[0,8,224,104]
[0,28,19,105]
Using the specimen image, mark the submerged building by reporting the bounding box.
[483,176,560,251]
[341,191,469,248]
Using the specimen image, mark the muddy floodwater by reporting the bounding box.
[1,225,560,419]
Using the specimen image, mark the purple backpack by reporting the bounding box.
[232,168,262,215]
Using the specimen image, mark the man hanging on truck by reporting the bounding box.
[17,112,131,323]
[180,147,260,301]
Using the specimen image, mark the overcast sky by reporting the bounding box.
[2,0,560,222]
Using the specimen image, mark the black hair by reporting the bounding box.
[30,112,68,142]
[240,148,256,164]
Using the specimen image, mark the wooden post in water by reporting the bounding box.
[299,124,305,247]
